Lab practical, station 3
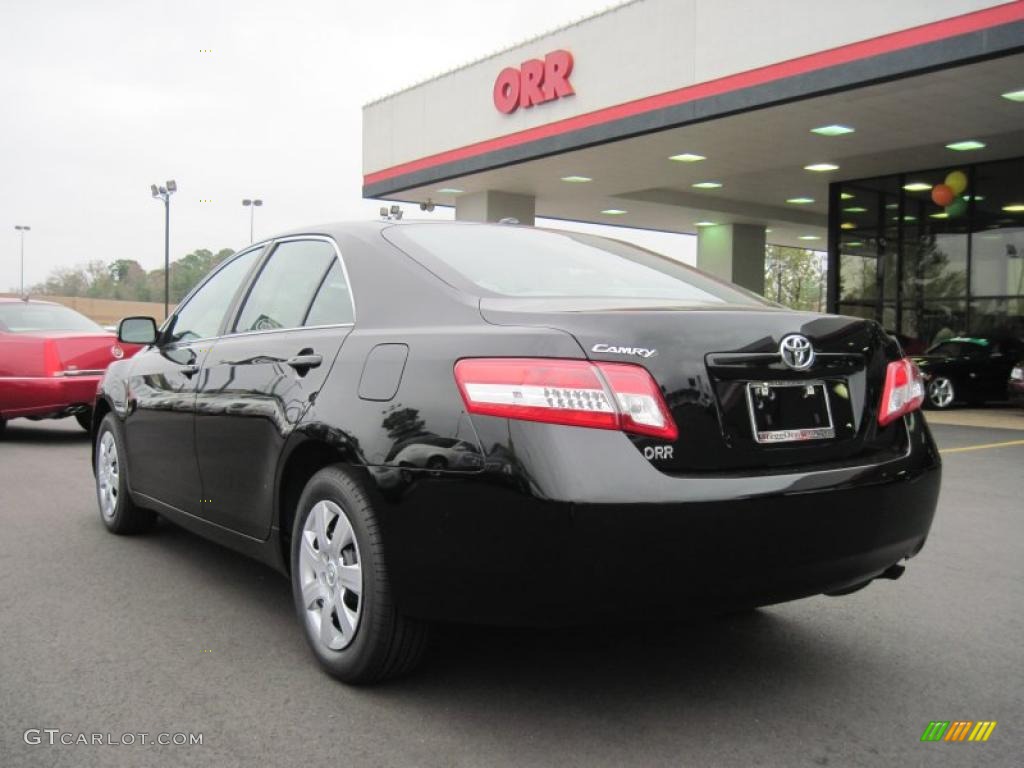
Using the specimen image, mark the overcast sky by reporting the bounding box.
[1,0,695,293]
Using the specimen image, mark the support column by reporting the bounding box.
[455,191,535,226]
[697,223,766,295]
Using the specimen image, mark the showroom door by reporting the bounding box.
[194,238,354,539]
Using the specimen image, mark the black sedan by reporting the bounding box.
[913,336,1024,409]
[92,222,941,683]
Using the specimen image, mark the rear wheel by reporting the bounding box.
[926,376,956,409]
[0,418,6,438]
[95,413,156,534]
[75,409,92,432]
[290,465,430,684]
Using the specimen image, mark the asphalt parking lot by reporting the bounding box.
[1,417,1021,768]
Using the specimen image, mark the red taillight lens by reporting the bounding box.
[42,338,63,376]
[454,358,678,441]
[878,358,925,426]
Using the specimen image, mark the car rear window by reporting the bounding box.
[0,303,102,333]
[384,223,769,306]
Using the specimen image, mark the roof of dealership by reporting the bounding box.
[361,0,1024,249]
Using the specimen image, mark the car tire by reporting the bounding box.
[95,413,156,534]
[290,465,430,684]
[926,376,956,409]
[75,409,92,432]
[0,417,6,438]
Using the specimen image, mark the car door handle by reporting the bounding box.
[181,364,200,377]
[286,353,322,372]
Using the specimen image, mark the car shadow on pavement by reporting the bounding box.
[1,420,91,444]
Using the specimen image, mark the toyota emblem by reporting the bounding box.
[779,334,814,370]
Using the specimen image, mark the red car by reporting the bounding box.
[0,298,141,435]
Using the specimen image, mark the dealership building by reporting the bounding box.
[363,0,1024,347]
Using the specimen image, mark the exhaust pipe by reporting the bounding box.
[825,561,905,596]
[877,562,906,581]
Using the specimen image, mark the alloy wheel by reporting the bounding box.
[97,431,120,519]
[298,499,363,651]
[928,377,954,408]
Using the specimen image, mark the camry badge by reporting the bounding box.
[779,334,814,370]
[111,345,124,359]
[591,343,657,359]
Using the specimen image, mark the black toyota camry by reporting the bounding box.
[93,221,941,683]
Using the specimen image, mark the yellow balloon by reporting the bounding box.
[945,170,968,196]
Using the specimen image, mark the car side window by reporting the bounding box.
[168,249,260,342]
[235,240,336,332]
[304,260,354,326]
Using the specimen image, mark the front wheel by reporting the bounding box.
[290,465,430,684]
[926,376,956,409]
[95,413,156,534]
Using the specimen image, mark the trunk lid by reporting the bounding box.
[480,298,906,473]
[16,332,133,377]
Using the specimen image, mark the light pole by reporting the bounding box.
[242,198,263,243]
[150,180,177,319]
[14,225,30,297]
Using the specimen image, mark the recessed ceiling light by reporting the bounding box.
[810,124,855,136]
[846,241,864,247]
[561,175,592,183]
[840,222,856,230]
[437,187,464,194]
[929,212,949,219]
[840,192,854,200]
[692,181,722,189]
[601,208,627,215]
[1003,203,1024,212]
[945,140,986,151]
[1002,89,1024,102]
[765,228,773,233]
[786,197,815,204]
[903,182,932,192]
[843,206,867,213]
[886,203,898,210]
[695,221,717,227]
[798,235,821,240]
[804,163,839,172]
[963,194,985,202]
[669,153,705,162]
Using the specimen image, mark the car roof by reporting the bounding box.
[0,296,58,305]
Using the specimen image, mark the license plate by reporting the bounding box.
[745,380,836,444]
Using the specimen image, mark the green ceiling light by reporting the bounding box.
[840,222,856,230]
[798,235,821,241]
[560,175,592,183]
[929,212,949,219]
[963,194,984,202]
[437,187,464,194]
[1003,203,1024,213]
[804,163,839,172]
[840,192,854,200]
[886,203,898,210]
[669,153,705,162]
[903,182,932,192]
[945,140,986,151]
[810,124,854,136]
[846,241,864,247]
[600,208,627,215]
[692,181,722,189]
[843,206,867,213]
[695,221,717,227]
[786,197,815,204]
[1002,89,1024,102]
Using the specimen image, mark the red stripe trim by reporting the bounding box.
[365,1,1024,187]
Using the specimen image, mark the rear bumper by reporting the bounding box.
[0,375,100,419]
[1008,380,1024,405]
[374,414,942,625]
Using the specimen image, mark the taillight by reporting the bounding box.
[42,338,63,376]
[878,358,925,426]
[454,357,678,441]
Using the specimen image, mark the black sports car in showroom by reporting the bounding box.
[93,222,941,683]
[913,336,1024,409]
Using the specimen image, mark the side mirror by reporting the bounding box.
[118,316,159,345]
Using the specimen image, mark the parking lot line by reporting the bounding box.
[940,438,1024,455]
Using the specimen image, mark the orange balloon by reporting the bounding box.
[931,184,954,207]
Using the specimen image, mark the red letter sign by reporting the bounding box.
[492,50,574,114]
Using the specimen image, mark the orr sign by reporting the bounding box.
[493,50,574,114]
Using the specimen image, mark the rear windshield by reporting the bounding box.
[927,340,988,358]
[0,303,102,333]
[385,224,769,306]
